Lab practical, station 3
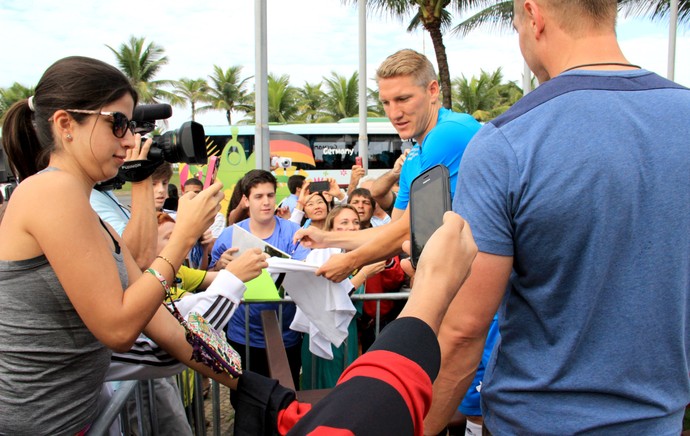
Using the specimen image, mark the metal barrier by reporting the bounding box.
[89,291,409,435]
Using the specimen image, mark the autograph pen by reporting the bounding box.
[291,218,311,254]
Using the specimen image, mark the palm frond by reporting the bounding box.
[452,1,515,37]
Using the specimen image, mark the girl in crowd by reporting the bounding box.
[0,56,255,434]
[301,205,386,389]
[290,185,330,229]
[226,176,249,226]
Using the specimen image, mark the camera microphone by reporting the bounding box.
[133,104,173,123]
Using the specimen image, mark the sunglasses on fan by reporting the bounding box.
[64,109,137,138]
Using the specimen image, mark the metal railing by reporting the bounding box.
[88,291,409,435]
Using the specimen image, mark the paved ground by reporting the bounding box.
[203,382,235,435]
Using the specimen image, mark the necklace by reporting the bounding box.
[562,62,641,73]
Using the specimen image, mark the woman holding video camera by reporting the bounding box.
[0,56,244,434]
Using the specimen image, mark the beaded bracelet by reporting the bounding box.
[156,255,176,277]
[145,267,171,299]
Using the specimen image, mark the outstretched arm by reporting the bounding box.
[275,212,478,435]
[422,252,511,434]
[296,207,411,282]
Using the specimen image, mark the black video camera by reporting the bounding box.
[98,104,208,190]
[132,104,207,165]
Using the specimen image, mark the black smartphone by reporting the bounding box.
[309,180,330,193]
[409,164,451,268]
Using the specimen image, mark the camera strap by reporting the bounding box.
[118,159,163,182]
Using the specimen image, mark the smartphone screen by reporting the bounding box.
[203,156,220,189]
[409,165,451,268]
[309,180,330,193]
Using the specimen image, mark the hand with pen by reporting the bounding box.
[291,219,311,255]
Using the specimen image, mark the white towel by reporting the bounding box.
[267,250,356,360]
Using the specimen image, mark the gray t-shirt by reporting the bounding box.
[0,251,127,434]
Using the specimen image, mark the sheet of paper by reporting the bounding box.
[232,224,291,259]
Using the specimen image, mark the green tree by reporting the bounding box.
[453,67,521,121]
[295,82,328,123]
[453,1,690,37]
[203,65,253,125]
[619,0,690,25]
[322,71,360,121]
[171,78,211,122]
[451,1,513,37]
[347,0,493,109]
[107,36,174,103]
[0,82,33,121]
[367,87,385,116]
[244,74,299,123]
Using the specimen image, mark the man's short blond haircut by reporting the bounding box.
[376,49,437,88]
[520,0,617,34]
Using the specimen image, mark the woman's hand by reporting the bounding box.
[296,180,312,210]
[327,178,344,201]
[225,248,269,282]
[125,134,153,163]
[173,181,224,246]
[360,260,387,279]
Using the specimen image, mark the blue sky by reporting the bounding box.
[1,0,687,128]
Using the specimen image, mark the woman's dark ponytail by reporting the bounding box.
[1,99,47,181]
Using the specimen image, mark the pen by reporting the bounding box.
[291,219,311,254]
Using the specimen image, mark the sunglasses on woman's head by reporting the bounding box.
[64,109,137,138]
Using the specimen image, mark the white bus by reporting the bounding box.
[201,118,410,191]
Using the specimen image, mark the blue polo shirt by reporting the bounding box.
[394,107,481,210]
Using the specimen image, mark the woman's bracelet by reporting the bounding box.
[145,267,171,299]
[156,255,176,277]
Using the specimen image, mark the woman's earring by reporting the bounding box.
[66,133,73,141]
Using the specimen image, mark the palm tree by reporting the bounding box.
[322,71,360,121]
[347,0,495,109]
[107,36,174,103]
[171,78,211,122]
[453,67,521,121]
[454,1,689,37]
[203,65,254,125]
[367,87,385,116]
[244,74,299,123]
[0,82,33,121]
[451,1,513,37]
[619,0,690,25]
[295,82,328,123]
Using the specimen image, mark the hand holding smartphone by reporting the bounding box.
[203,156,220,189]
[409,164,451,268]
[309,180,330,193]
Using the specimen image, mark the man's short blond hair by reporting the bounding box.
[375,49,437,88]
[521,0,617,34]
